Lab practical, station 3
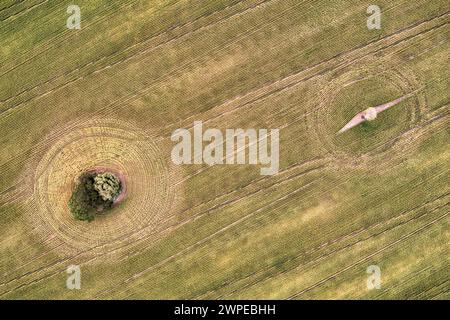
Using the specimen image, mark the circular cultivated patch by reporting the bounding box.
[324,75,411,154]
[307,63,426,167]
[30,118,180,255]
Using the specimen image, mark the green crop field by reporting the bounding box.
[0,0,448,299]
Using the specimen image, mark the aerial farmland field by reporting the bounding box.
[0,0,448,301]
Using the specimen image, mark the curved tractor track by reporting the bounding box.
[28,118,181,256]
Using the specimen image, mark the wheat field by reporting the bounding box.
[0,0,449,299]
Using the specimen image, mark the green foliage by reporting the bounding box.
[68,172,120,222]
[360,120,377,133]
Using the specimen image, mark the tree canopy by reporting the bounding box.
[94,172,121,201]
[68,172,121,222]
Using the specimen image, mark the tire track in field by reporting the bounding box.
[0,0,243,90]
[0,154,324,294]
[173,158,329,218]
[0,13,444,197]
[170,111,318,186]
[286,210,449,299]
[1,8,448,296]
[384,267,445,300]
[3,1,445,114]
[208,193,449,299]
[2,134,446,297]
[162,62,446,186]
[0,0,48,23]
[151,12,449,138]
[0,158,324,274]
[0,0,327,177]
[7,144,323,262]
[0,0,260,75]
[94,179,319,299]
[0,10,447,177]
[161,10,449,129]
[412,279,449,299]
[192,164,450,297]
[0,37,444,235]
[113,163,330,263]
[0,176,316,298]
[0,0,268,105]
[0,0,147,72]
[0,0,26,14]
[117,159,449,297]
[125,188,449,299]
[0,55,444,262]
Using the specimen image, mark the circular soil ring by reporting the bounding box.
[306,62,426,168]
[29,118,180,256]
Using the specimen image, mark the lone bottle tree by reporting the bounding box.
[68,171,122,222]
